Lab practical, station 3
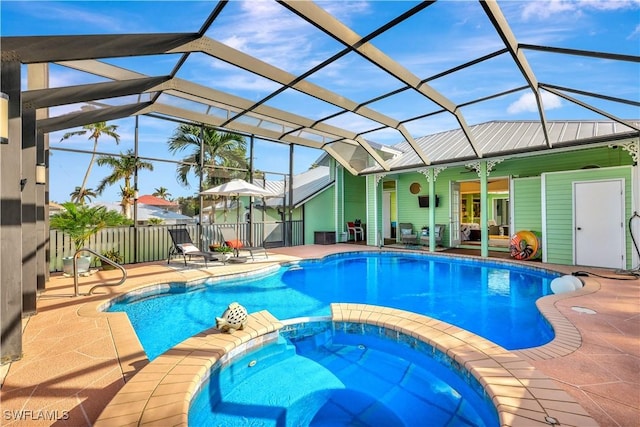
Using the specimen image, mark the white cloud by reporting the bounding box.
[522,1,578,20]
[521,0,640,20]
[507,92,562,114]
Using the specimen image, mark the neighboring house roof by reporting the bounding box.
[137,195,177,206]
[257,166,333,209]
[363,119,639,173]
[93,202,194,223]
[49,202,65,212]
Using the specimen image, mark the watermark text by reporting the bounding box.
[3,409,70,421]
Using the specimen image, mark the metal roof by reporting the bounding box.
[377,119,640,171]
[2,1,638,175]
[257,166,333,209]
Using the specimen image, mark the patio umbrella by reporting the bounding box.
[200,179,277,250]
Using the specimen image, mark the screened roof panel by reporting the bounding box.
[326,140,376,174]
[2,0,637,176]
[303,51,406,103]
[176,53,283,100]
[316,1,423,36]
[367,1,505,78]
[320,111,388,136]
[262,87,344,121]
[427,53,529,106]
[204,0,346,75]
[365,89,443,123]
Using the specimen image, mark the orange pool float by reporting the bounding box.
[509,230,541,260]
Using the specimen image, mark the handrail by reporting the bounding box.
[73,248,127,297]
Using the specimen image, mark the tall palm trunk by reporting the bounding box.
[78,136,99,200]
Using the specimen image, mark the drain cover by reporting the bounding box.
[571,306,597,314]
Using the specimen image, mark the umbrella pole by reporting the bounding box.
[235,195,240,257]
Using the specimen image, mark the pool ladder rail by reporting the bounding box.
[72,247,127,297]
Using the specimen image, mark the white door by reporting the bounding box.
[382,191,391,238]
[450,181,461,246]
[574,180,625,269]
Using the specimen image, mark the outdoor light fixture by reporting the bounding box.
[0,92,8,144]
[36,163,46,185]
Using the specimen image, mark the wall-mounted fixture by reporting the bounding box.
[20,178,27,191]
[409,182,421,194]
[0,92,8,144]
[36,163,46,185]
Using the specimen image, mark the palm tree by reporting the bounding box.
[168,124,248,222]
[168,124,247,187]
[95,149,154,217]
[152,186,171,200]
[69,186,97,205]
[60,122,120,200]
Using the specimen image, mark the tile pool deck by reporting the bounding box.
[0,244,638,426]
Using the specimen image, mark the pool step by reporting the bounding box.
[218,340,297,393]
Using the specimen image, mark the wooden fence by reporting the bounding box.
[49,220,304,272]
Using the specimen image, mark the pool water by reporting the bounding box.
[108,252,556,360]
[188,323,499,427]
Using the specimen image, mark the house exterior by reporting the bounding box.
[301,120,639,270]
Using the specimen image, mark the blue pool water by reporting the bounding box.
[108,252,557,360]
[188,322,500,427]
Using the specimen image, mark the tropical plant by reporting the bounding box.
[214,245,234,254]
[168,125,247,222]
[50,202,132,250]
[95,149,154,217]
[147,218,164,225]
[69,186,97,205]
[101,248,123,263]
[100,247,124,270]
[167,124,248,188]
[152,186,171,200]
[60,121,120,201]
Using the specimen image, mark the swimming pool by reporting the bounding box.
[188,320,500,427]
[108,252,557,360]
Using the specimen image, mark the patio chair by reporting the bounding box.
[420,224,446,246]
[346,221,364,241]
[219,227,268,260]
[168,228,226,267]
[399,223,418,246]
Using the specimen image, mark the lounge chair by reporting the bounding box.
[399,223,418,246]
[168,228,226,266]
[219,227,268,260]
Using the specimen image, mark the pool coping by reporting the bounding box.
[80,252,599,426]
[92,303,597,427]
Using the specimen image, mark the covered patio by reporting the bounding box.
[1,1,638,425]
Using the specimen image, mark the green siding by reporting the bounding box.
[543,166,633,268]
[366,175,380,245]
[512,177,542,234]
[303,186,335,244]
[335,165,344,239]
[343,170,366,226]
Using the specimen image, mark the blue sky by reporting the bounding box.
[2,0,639,203]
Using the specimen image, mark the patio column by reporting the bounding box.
[428,169,436,252]
[480,161,489,258]
[198,124,204,246]
[1,58,23,363]
[28,63,50,292]
[21,107,37,315]
[133,116,139,262]
[248,134,254,245]
[288,144,294,246]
